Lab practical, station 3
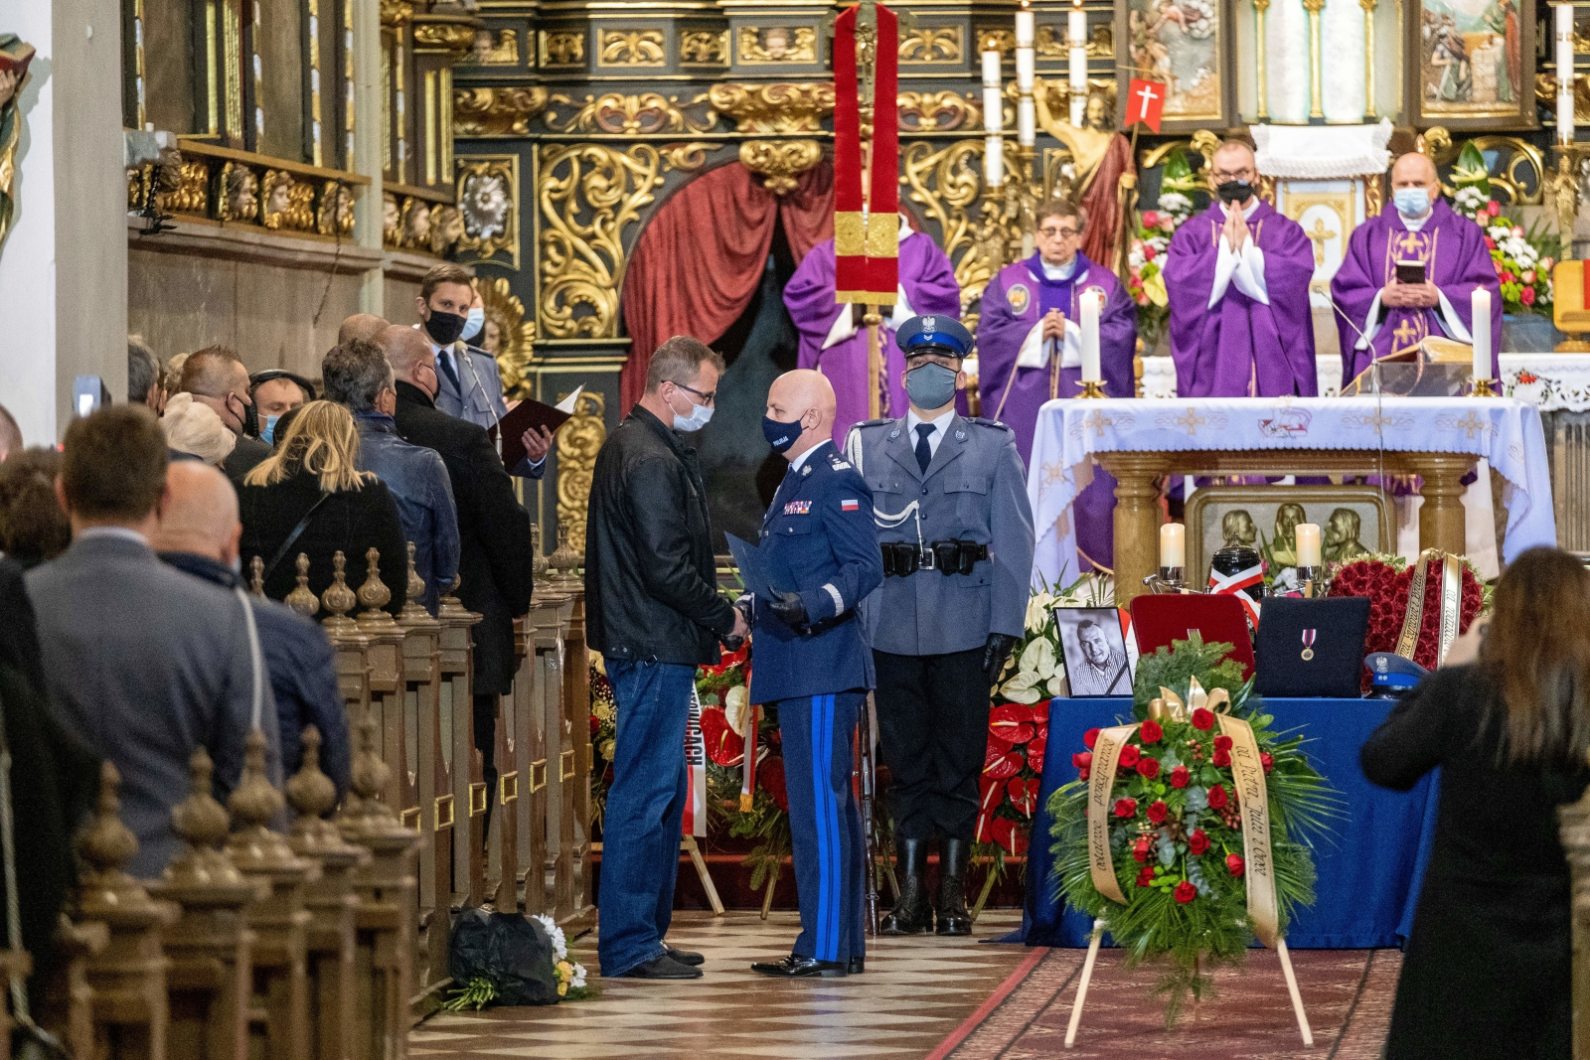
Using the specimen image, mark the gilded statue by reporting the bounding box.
[220,164,260,222]
[0,36,35,250]
[430,204,464,257]
[382,192,401,246]
[1033,84,1137,276]
[401,199,432,249]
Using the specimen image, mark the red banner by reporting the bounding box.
[833,3,900,306]
[1125,78,1167,133]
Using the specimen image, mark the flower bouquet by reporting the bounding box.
[1126,150,1199,353]
[1449,142,1555,314]
[1326,549,1486,687]
[1048,637,1337,1021]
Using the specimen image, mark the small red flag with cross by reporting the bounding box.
[1125,78,1167,133]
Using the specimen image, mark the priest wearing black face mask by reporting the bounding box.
[1160,139,1318,397]
[414,264,546,480]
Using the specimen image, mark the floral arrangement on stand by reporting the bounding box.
[1048,638,1337,1021]
[1126,150,1199,353]
[1449,142,1555,314]
[1326,549,1487,686]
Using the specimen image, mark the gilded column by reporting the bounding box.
[1361,0,1377,119]
[1253,0,1271,121]
[1302,0,1325,120]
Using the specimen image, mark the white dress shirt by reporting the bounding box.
[905,407,954,460]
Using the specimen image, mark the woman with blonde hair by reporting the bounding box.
[160,392,237,466]
[238,399,407,616]
[1362,546,1590,1059]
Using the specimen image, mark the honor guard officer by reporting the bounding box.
[748,369,883,978]
[845,315,1035,937]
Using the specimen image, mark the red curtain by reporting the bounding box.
[619,161,836,411]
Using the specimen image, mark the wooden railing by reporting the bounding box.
[3,542,590,1060]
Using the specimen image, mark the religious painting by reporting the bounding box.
[1185,486,1393,592]
[1116,0,1235,132]
[1408,0,1536,129]
[1055,608,1133,697]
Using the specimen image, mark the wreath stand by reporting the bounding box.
[1063,917,1314,1049]
[680,836,725,916]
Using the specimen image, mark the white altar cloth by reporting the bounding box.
[1028,396,1557,586]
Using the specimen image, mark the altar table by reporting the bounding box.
[1013,696,1440,950]
[1028,396,1556,603]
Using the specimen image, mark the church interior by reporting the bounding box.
[3,0,1590,1056]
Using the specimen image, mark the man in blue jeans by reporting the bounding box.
[584,336,749,980]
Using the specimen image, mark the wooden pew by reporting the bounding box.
[435,584,485,910]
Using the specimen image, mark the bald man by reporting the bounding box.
[153,461,350,793]
[1163,140,1318,396]
[747,369,882,978]
[339,312,390,346]
[1332,151,1503,385]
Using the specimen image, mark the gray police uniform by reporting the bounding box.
[430,337,545,480]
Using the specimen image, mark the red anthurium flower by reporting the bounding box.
[1227,854,1246,878]
[1118,745,1141,769]
[1213,735,1233,751]
[1113,797,1138,819]
[1207,784,1229,809]
[1212,748,1232,768]
[1083,727,1101,750]
[1137,756,1161,780]
[1169,765,1190,789]
[1008,777,1038,816]
[1146,800,1169,825]
[1028,740,1046,774]
[1191,708,1215,731]
[1136,866,1155,887]
[1139,720,1163,744]
[1173,881,1197,904]
[1188,829,1210,855]
[699,708,745,767]
[989,704,1037,747]
[984,746,1024,780]
[1133,836,1151,863]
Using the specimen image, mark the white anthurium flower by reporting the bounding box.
[1019,636,1058,680]
[1000,670,1043,704]
[1046,675,1068,698]
[1025,591,1057,632]
[724,684,751,735]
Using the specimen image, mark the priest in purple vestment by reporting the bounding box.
[1163,141,1318,398]
[1331,152,1503,385]
[784,216,961,445]
[977,201,1136,571]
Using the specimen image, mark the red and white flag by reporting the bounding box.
[681,686,708,837]
[1125,78,1167,133]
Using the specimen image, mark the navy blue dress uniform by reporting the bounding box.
[748,440,883,976]
[845,314,1036,937]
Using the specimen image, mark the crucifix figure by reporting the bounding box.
[1306,217,1337,268]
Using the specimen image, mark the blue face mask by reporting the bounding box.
[1394,188,1431,218]
[260,415,281,446]
[461,306,486,343]
[903,361,959,411]
[762,411,807,454]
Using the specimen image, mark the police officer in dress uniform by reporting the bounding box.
[845,315,1036,937]
[748,370,884,978]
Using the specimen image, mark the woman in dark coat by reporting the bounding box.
[239,399,407,617]
[1362,546,1590,1060]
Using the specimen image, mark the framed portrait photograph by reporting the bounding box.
[1185,485,1394,589]
[1117,0,1235,132]
[1406,0,1535,129]
[1055,607,1134,698]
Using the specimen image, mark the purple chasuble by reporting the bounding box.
[1163,201,1318,398]
[1330,199,1503,384]
[784,232,961,446]
[978,252,1137,571]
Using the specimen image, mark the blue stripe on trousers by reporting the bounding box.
[809,694,833,960]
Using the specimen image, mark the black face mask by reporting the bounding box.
[229,393,259,438]
[423,310,467,346]
[1217,180,1254,205]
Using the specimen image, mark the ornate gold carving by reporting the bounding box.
[478,276,536,399]
[545,91,717,135]
[598,29,666,67]
[430,203,464,256]
[707,82,834,134]
[1536,72,1590,124]
[413,20,478,55]
[680,29,728,64]
[454,86,550,136]
[978,29,1014,55]
[382,191,401,246]
[738,26,818,63]
[542,30,585,67]
[1364,172,1384,218]
[903,140,987,306]
[168,160,210,214]
[379,0,414,27]
[900,26,963,64]
[537,142,714,338]
[400,198,433,249]
[1422,127,1549,205]
[469,28,519,66]
[261,169,316,232]
[457,155,518,263]
[899,90,983,133]
[218,162,259,222]
[1035,23,1114,59]
[317,180,356,236]
[555,389,606,555]
[740,140,822,195]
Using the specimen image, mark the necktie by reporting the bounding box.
[915,423,934,473]
[437,349,461,394]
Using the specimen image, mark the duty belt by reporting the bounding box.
[881,540,989,577]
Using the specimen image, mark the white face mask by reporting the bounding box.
[670,389,714,432]
[461,306,485,343]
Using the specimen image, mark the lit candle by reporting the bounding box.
[1015,6,1035,47]
[984,135,1004,187]
[1160,523,1186,570]
[1068,0,1087,49]
[1558,4,1576,144]
[1295,523,1322,568]
[1471,287,1493,384]
[1080,289,1102,383]
[1018,96,1036,146]
[1016,47,1036,92]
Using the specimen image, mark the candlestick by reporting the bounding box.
[1471,287,1493,393]
[1295,523,1322,568]
[1558,4,1576,144]
[1016,6,1035,47]
[984,135,1004,188]
[1160,523,1186,570]
[1017,97,1036,147]
[1080,289,1102,383]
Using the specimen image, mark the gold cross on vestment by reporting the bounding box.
[1306,217,1336,268]
[1397,230,1427,257]
[1393,319,1419,344]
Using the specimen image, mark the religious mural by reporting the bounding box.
[1120,0,1228,129]
[1412,0,1534,126]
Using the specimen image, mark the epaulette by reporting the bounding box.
[825,450,853,470]
[853,418,893,431]
[966,416,1014,432]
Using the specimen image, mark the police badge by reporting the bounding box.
[1008,283,1031,314]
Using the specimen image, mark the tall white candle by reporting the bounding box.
[1016,7,1035,47]
[984,135,1004,187]
[983,87,1004,131]
[1472,287,1493,383]
[1018,96,1036,146]
[1160,523,1186,569]
[1068,1,1087,48]
[1080,289,1102,383]
[1068,1,1088,125]
[1016,47,1036,91]
[1295,523,1322,567]
[982,49,1001,88]
[1558,4,1576,144]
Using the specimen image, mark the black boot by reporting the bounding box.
[936,837,972,936]
[880,837,933,935]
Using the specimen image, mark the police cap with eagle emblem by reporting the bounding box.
[894,314,973,360]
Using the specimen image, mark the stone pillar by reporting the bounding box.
[0,0,127,444]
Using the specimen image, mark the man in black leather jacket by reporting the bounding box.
[585,336,748,981]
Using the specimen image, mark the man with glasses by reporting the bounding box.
[586,336,750,980]
[178,346,271,478]
[1162,140,1318,398]
[976,200,1136,569]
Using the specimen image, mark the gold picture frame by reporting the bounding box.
[1406,0,1535,130]
[1116,0,1234,132]
[1184,485,1394,583]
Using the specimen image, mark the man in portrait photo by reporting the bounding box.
[1067,617,1130,696]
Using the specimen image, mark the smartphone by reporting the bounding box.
[72,376,110,418]
[1395,260,1426,285]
